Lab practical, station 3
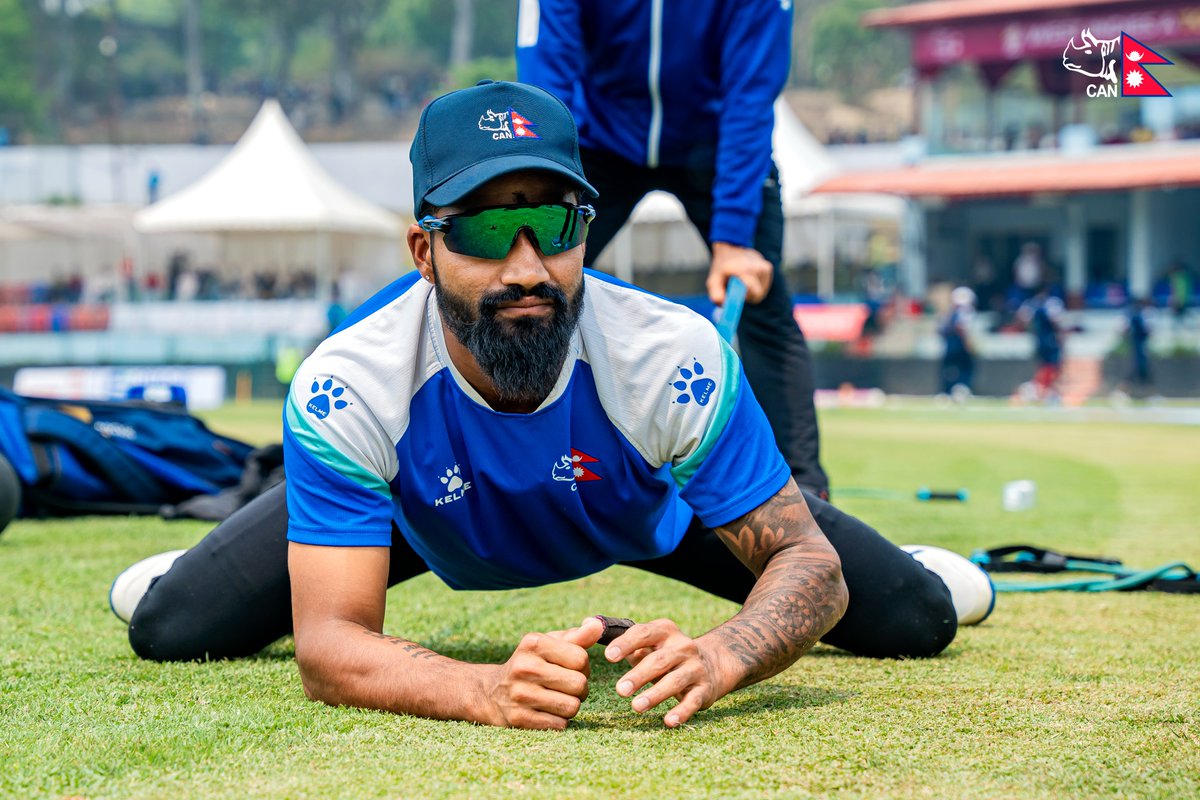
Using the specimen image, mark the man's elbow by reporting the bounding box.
[294,635,349,707]
[828,565,850,628]
[805,544,849,632]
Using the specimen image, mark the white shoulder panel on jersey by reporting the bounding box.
[578,275,737,470]
[288,279,442,486]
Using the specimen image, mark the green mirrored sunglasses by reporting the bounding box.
[419,203,596,260]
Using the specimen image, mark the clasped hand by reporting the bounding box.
[485,617,727,730]
[707,242,773,305]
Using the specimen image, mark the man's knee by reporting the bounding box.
[879,570,958,658]
[127,571,292,662]
[127,580,210,662]
[831,569,957,659]
[806,494,958,658]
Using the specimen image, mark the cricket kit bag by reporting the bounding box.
[0,387,282,532]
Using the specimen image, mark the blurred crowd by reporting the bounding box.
[0,260,321,307]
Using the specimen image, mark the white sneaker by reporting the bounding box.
[901,544,995,626]
[109,549,187,623]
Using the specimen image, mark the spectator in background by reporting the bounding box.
[166,251,188,300]
[326,284,348,334]
[939,287,976,400]
[143,272,163,300]
[517,0,829,498]
[1012,243,1044,305]
[1167,259,1193,323]
[1026,122,1047,149]
[972,254,998,312]
[66,273,84,304]
[1020,289,1065,403]
[147,167,161,205]
[1121,298,1153,398]
[175,268,200,302]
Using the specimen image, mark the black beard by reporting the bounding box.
[436,276,585,407]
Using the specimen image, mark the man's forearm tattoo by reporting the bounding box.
[362,630,442,661]
[712,482,846,689]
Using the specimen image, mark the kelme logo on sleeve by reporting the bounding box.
[670,360,716,406]
[306,378,351,420]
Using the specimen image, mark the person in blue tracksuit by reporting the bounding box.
[517,0,829,497]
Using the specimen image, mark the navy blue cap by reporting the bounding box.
[410,80,598,212]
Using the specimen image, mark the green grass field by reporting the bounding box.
[2,402,1198,799]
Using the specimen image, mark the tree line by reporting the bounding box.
[0,0,907,145]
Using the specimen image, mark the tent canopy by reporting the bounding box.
[134,100,400,237]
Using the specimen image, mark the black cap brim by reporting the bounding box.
[424,153,598,208]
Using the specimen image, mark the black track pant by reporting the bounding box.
[579,146,828,495]
[128,482,956,662]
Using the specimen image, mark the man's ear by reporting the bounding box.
[407,224,435,283]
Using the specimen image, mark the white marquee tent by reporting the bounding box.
[134,99,403,302]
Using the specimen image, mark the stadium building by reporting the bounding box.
[814,0,1200,310]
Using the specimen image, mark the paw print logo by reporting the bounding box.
[306,378,350,420]
[440,464,464,494]
[670,360,716,406]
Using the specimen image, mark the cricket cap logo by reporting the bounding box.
[1063,30,1173,98]
[478,107,541,140]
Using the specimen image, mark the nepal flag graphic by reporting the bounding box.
[509,108,540,138]
[1121,33,1172,97]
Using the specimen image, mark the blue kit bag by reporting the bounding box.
[0,387,263,525]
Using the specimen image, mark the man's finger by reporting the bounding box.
[564,616,604,649]
[626,664,695,713]
[512,708,573,731]
[624,646,654,666]
[615,647,684,699]
[603,621,673,662]
[594,615,635,645]
[533,662,590,699]
[533,634,592,673]
[523,684,586,719]
[663,686,708,728]
[743,280,769,304]
[707,271,727,306]
[737,263,771,304]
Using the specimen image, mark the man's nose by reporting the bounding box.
[499,229,551,289]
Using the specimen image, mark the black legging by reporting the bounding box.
[579,145,828,496]
[128,482,956,662]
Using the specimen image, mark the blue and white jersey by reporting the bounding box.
[283,269,789,591]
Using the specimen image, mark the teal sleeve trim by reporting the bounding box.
[670,339,740,489]
[285,394,391,497]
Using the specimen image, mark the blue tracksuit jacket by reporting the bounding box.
[516,0,793,249]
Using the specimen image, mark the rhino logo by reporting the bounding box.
[478,109,511,135]
[551,454,576,483]
[1063,29,1120,84]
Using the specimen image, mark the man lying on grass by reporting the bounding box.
[112,81,985,730]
